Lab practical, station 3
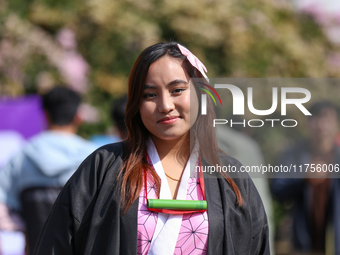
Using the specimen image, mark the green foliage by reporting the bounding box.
[1,0,339,142]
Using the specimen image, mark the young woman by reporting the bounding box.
[33,42,269,255]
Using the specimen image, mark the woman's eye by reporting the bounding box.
[143,93,156,99]
[172,88,186,94]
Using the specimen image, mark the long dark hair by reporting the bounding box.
[119,42,242,212]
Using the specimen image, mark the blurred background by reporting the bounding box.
[1,0,340,254]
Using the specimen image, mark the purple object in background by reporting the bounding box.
[0,95,46,140]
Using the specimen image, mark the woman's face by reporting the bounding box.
[139,55,199,144]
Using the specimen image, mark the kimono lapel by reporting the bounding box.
[147,139,200,254]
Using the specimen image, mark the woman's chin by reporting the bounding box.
[150,132,190,143]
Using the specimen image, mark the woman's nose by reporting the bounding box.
[158,94,175,113]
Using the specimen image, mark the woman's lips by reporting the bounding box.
[157,116,180,124]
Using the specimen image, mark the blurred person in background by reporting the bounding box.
[0,131,25,170]
[216,124,275,255]
[90,95,128,147]
[0,95,47,255]
[272,101,340,255]
[0,86,97,255]
[0,131,26,255]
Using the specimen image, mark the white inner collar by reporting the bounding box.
[147,138,199,255]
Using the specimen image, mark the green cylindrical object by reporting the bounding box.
[147,199,207,210]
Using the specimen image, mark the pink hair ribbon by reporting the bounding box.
[177,44,208,80]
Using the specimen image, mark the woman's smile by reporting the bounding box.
[157,116,181,124]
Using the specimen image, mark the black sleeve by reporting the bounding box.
[33,202,78,254]
[233,162,270,254]
[218,153,270,254]
[33,142,124,255]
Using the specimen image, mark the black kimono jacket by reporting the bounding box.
[33,142,270,255]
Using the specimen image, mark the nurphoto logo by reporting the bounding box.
[197,81,312,128]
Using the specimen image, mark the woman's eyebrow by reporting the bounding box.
[167,79,188,87]
[144,84,156,89]
[144,79,188,90]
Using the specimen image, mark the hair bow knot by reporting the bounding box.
[177,44,208,80]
